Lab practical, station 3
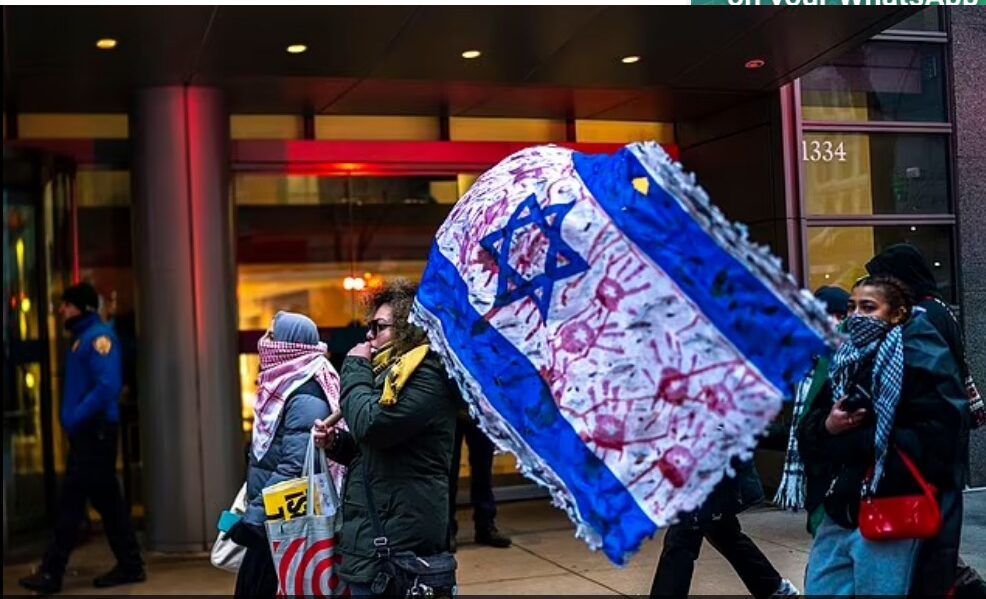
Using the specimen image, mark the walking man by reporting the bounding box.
[19,283,145,595]
[650,459,798,598]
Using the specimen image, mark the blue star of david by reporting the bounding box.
[480,194,589,322]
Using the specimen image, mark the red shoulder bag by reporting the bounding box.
[858,446,941,541]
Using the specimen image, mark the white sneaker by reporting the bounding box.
[770,578,800,597]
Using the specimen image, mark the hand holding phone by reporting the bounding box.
[825,398,868,435]
[841,382,872,413]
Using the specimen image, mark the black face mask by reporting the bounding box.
[844,315,890,348]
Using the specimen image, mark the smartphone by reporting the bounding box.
[218,510,242,533]
[842,383,872,413]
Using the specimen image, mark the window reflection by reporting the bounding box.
[804,132,949,215]
[801,42,946,123]
[233,171,514,481]
[233,174,472,206]
[887,8,941,32]
[807,225,954,302]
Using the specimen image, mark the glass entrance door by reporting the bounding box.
[3,148,75,552]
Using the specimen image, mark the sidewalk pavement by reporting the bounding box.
[5,489,984,596]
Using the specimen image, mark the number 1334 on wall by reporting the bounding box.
[802,140,848,163]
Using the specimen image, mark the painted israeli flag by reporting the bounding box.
[410,143,838,564]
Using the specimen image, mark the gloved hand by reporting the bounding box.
[227,520,265,549]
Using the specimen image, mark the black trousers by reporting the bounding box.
[448,418,497,535]
[234,541,278,598]
[41,421,142,578]
[650,514,781,599]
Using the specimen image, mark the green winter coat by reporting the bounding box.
[328,352,458,585]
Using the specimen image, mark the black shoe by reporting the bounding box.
[92,565,146,588]
[954,578,986,599]
[475,527,511,548]
[19,570,62,595]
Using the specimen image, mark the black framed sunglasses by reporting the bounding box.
[367,319,394,336]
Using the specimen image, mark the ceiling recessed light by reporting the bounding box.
[461,50,481,59]
[95,38,118,50]
[621,55,641,64]
[745,58,766,70]
[934,261,942,268]
[910,226,918,232]
[286,44,308,54]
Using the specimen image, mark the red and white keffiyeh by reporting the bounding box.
[252,335,344,488]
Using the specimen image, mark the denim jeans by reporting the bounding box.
[806,514,920,596]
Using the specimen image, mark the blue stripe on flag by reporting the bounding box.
[573,149,826,396]
[417,246,657,564]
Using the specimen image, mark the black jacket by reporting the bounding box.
[797,317,967,530]
[327,352,458,585]
[865,245,973,596]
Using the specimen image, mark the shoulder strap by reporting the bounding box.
[893,445,938,502]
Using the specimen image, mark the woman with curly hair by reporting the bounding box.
[313,280,459,595]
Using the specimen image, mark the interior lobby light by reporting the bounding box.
[621,55,641,64]
[20,297,31,313]
[343,276,366,291]
[461,50,481,59]
[96,38,118,50]
[745,58,766,70]
[286,44,308,54]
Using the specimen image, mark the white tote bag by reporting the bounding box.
[210,482,248,573]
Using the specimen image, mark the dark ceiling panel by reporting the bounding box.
[369,6,602,83]
[671,6,915,90]
[222,77,358,114]
[3,6,916,121]
[323,80,446,116]
[5,6,213,84]
[589,89,757,122]
[460,86,575,119]
[194,6,417,80]
[527,7,779,89]
[571,89,653,120]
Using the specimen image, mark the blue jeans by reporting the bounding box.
[806,514,920,596]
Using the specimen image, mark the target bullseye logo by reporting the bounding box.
[273,537,348,597]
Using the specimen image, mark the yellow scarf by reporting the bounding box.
[371,343,430,406]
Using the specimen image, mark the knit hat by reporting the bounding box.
[814,286,850,318]
[62,283,99,313]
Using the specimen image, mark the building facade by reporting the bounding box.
[3,6,982,553]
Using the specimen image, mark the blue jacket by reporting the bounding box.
[61,312,123,435]
[244,378,330,527]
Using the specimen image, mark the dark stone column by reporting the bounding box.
[951,8,986,487]
[131,87,242,550]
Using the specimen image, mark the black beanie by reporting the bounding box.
[62,283,99,313]
[814,285,850,318]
